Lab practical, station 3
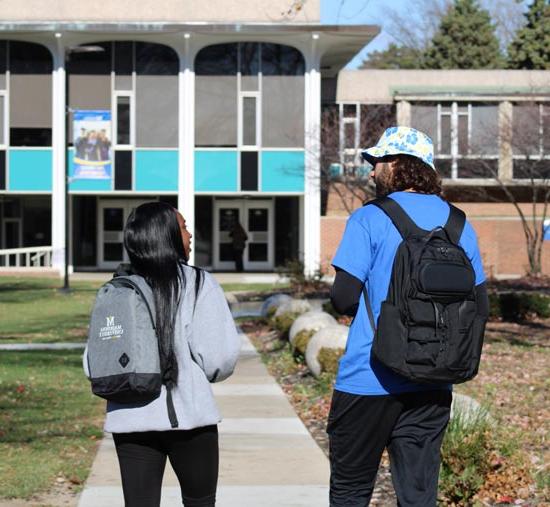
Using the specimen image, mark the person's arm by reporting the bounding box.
[188,278,241,382]
[330,268,364,317]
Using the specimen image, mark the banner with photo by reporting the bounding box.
[72,110,112,180]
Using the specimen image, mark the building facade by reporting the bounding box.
[0,2,548,277]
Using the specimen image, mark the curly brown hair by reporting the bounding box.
[384,154,443,196]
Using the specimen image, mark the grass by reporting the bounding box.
[0,276,286,344]
[0,350,104,499]
[219,282,289,293]
[0,277,100,344]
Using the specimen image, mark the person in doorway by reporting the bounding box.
[229,220,248,273]
[84,202,241,507]
[328,127,489,506]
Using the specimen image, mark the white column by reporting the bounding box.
[177,36,196,265]
[498,101,513,181]
[51,41,66,276]
[396,100,411,126]
[303,39,321,277]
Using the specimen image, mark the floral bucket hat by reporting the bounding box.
[361,126,436,171]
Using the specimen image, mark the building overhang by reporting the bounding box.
[0,22,379,77]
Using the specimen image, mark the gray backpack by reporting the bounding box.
[86,273,179,428]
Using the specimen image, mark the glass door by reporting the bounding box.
[97,199,150,270]
[213,199,273,271]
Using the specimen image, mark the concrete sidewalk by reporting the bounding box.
[77,332,330,507]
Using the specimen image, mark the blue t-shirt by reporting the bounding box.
[332,192,486,396]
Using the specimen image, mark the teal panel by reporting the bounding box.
[195,150,238,192]
[8,149,52,191]
[136,150,178,191]
[68,149,112,192]
[261,151,304,192]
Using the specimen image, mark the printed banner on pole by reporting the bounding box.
[72,110,112,180]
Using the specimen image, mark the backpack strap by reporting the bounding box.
[444,204,466,245]
[367,197,424,239]
[362,286,376,334]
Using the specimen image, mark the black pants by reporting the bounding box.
[327,390,451,507]
[113,425,219,507]
[233,248,244,272]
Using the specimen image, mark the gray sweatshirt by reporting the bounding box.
[83,266,241,433]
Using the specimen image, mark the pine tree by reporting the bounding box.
[360,44,423,69]
[423,0,504,69]
[507,0,550,69]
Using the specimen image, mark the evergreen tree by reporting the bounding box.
[507,0,550,69]
[423,0,504,69]
[360,44,423,69]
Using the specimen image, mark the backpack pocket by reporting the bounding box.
[418,262,475,296]
[406,327,440,367]
[372,301,407,371]
[445,313,486,378]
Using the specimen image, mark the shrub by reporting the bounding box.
[492,292,550,321]
[270,312,299,340]
[277,258,327,295]
[439,406,531,505]
[317,347,345,375]
[293,329,315,355]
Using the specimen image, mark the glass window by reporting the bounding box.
[9,41,52,74]
[136,42,178,76]
[116,96,131,145]
[410,104,437,149]
[195,44,238,76]
[239,43,260,76]
[458,114,469,155]
[470,104,499,155]
[440,115,451,154]
[0,150,5,190]
[261,44,305,76]
[114,151,132,190]
[114,41,133,75]
[242,97,256,146]
[435,159,452,178]
[104,243,124,262]
[248,243,267,262]
[457,159,497,179]
[0,95,4,145]
[248,208,267,231]
[241,151,258,191]
[543,105,550,153]
[103,208,123,231]
[360,104,396,148]
[344,123,355,150]
[513,104,540,156]
[343,104,357,118]
[0,41,6,74]
[68,42,111,75]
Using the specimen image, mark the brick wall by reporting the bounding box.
[321,202,550,278]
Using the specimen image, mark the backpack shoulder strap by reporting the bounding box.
[109,276,156,330]
[444,204,466,245]
[367,197,424,239]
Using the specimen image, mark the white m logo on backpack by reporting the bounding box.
[106,316,115,327]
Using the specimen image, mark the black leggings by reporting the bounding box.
[113,425,218,507]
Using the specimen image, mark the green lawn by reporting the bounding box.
[0,276,281,345]
[0,277,100,344]
[0,350,104,499]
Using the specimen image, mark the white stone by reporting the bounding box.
[305,325,349,378]
[274,299,312,318]
[260,294,292,317]
[289,311,337,346]
[451,393,490,425]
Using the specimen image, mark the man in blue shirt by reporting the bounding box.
[328,127,488,506]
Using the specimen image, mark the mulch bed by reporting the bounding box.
[241,316,550,505]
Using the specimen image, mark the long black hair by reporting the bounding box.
[123,201,201,387]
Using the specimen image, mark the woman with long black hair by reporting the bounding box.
[91,201,240,507]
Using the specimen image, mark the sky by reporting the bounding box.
[320,0,410,69]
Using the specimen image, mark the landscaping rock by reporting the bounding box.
[260,294,292,317]
[274,298,312,318]
[305,325,349,378]
[451,393,489,425]
[289,311,337,346]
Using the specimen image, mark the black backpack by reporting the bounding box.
[363,197,486,384]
